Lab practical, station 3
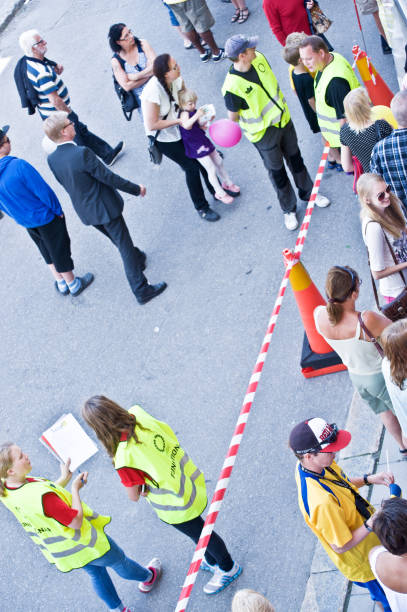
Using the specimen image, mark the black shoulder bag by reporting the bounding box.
[147,110,169,165]
[112,52,140,121]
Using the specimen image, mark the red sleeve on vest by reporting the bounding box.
[117,466,147,487]
[42,492,78,526]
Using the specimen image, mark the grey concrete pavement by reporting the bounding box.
[0,0,400,611]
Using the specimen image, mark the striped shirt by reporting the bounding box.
[26,58,70,119]
[370,128,407,210]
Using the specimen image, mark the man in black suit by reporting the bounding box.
[44,111,167,305]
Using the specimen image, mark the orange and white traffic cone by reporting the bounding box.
[352,45,394,107]
[283,250,347,379]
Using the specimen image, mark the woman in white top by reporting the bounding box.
[369,498,407,612]
[108,23,156,110]
[141,54,220,222]
[314,265,407,451]
[357,173,407,304]
[381,319,407,442]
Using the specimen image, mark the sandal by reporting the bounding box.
[327,160,337,170]
[237,7,250,23]
[231,8,240,22]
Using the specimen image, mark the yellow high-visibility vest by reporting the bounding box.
[314,52,360,147]
[222,51,291,143]
[114,406,207,524]
[1,478,110,572]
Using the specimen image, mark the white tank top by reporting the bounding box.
[370,546,407,612]
[314,306,382,375]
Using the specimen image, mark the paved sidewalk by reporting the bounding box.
[0,0,25,34]
[300,392,407,612]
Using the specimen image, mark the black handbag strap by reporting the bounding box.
[364,221,406,310]
[357,312,384,357]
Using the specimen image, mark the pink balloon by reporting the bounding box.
[209,119,242,148]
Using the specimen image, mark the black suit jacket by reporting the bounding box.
[47,143,140,226]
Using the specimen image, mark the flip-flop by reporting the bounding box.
[237,7,250,23]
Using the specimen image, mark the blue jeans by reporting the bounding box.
[81,536,151,609]
[354,579,391,611]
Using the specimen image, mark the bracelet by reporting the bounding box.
[364,520,373,532]
[363,473,372,486]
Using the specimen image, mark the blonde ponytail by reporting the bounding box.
[0,442,14,497]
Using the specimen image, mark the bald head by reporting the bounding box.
[391,90,407,128]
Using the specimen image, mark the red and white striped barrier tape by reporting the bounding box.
[175,144,330,612]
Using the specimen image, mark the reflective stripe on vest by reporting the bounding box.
[221,52,291,143]
[1,479,111,572]
[315,52,360,147]
[114,406,207,524]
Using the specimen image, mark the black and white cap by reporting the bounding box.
[289,418,351,454]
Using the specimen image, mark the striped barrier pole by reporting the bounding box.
[175,145,329,612]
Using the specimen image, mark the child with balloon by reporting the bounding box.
[178,89,240,205]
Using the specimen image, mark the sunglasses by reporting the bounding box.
[296,423,338,454]
[377,185,391,201]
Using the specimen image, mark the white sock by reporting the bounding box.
[67,277,80,294]
[57,278,68,291]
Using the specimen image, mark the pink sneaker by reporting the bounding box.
[215,192,234,205]
[222,182,240,195]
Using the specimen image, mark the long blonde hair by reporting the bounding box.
[325,266,359,325]
[381,320,407,390]
[343,88,372,132]
[357,173,406,239]
[0,442,14,497]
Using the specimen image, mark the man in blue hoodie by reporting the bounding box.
[0,125,93,296]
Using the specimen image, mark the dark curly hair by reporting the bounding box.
[108,23,140,53]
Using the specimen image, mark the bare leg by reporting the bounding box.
[48,263,74,284]
[199,30,220,55]
[174,25,192,45]
[183,29,206,54]
[327,147,341,163]
[197,154,225,195]
[380,410,407,449]
[373,10,387,41]
[231,0,246,7]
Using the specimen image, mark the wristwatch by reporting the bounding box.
[363,473,372,486]
[364,520,373,532]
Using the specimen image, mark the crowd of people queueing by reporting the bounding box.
[2,0,407,610]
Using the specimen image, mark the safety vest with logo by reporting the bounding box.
[221,51,291,143]
[315,52,360,147]
[114,405,207,524]
[0,477,111,572]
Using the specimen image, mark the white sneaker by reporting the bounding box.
[315,194,330,208]
[138,558,162,593]
[284,212,298,231]
[203,561,242,595]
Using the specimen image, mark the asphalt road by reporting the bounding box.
[0,1,399,610]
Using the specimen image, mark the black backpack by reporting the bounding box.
[112,52,141,121]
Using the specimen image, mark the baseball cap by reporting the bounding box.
[0,125,9,141]
[289,418,351,454]
[225,35,259,59]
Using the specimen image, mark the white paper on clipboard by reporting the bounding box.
[41,413,98,471]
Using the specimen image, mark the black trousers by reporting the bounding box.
[253,120,313,213]
[68,110,114,163]
[172,515,233,572]
[93,215,147,298]
[156,139,214,212]
[26,214,74,273]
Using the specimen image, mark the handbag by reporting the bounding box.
[365,222,407,321]
[112,53,140,122]
[307,1,332,34]
[147,111,170,165]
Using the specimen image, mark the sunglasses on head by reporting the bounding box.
[377,185,391,202]
[297,423,338,454]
